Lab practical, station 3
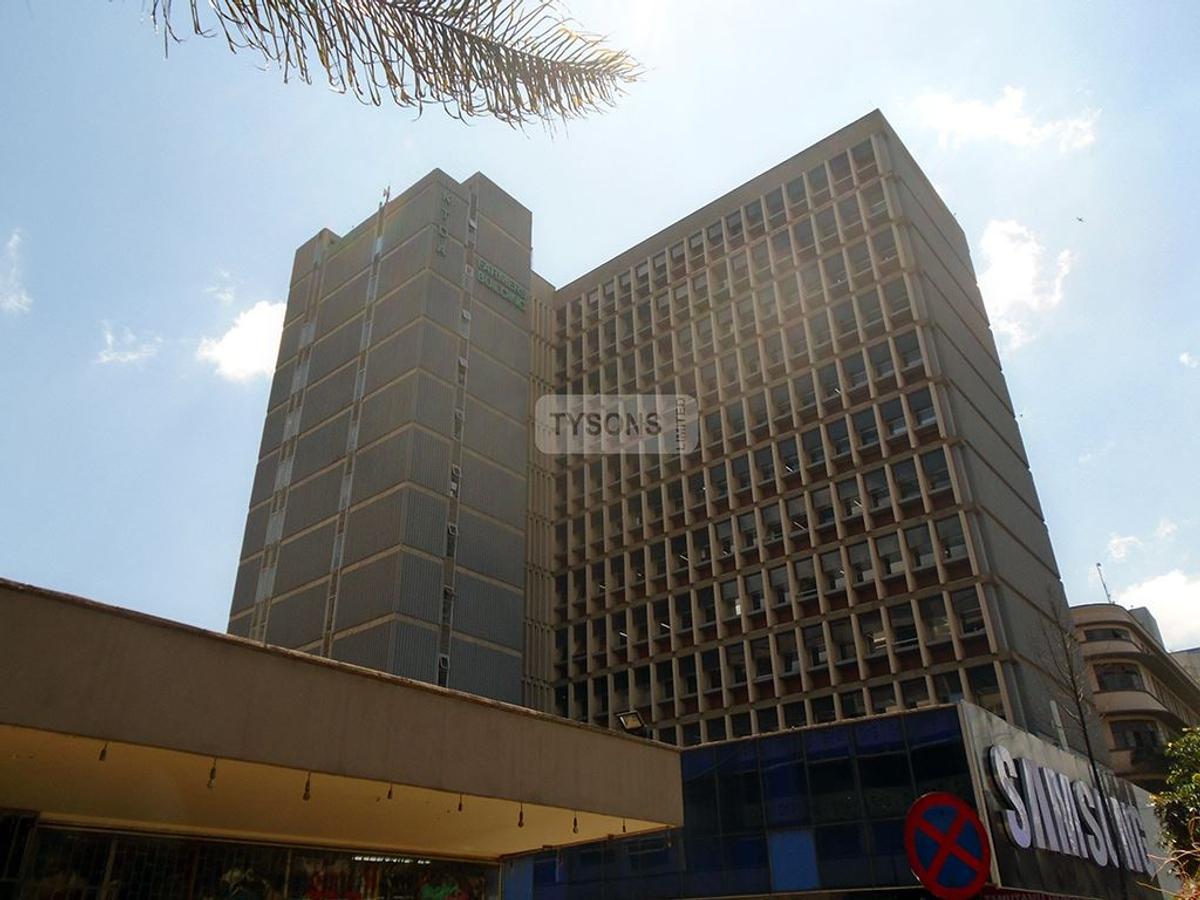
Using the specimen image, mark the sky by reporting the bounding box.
[2,1,1199,650]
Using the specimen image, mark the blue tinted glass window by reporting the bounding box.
[682,747,718,781]
[683,777,720,836]
[854,716,904,753]
[870,819,917,885]
[904,707,961,746]
[858,752,914,818]
[716,743,764,833]
[532,853,559,885]
[721,834,770,894]
[681,836,723,896]
[808,758,859,823]
[804,724,852,760]
[816,823,873,888]
[911,742,971,800]
[767,829,820,892]
[760,734,809,827]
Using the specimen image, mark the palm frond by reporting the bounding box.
[148,0,643,125]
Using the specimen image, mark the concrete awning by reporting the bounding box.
[0,579,682,859]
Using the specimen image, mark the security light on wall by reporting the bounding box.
[617,710,646,734]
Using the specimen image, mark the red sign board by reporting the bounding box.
[904,792,993,900]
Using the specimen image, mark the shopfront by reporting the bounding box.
[4,821,498,900]
[501,705,1168,900]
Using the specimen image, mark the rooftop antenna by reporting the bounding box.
[1096,562,1114,604]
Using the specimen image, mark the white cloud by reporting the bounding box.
[1154,518,1179,540]
[914,86,1099,152]
[1180,351,1200,369]
[96,322,162,365]
[1077,440,1115,466]
[197,300,285,382]
[206,268,238,306]
[1116,571,1200,651]
[1107,534,1141,561]
[977,219,1074,348]
[1,229,33,315]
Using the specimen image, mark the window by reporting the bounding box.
[851,139,878,177]
[804,625,828,668]
[776,630,800,675]
[847,541,872,586]
[1085,627,1132,643]
[888,603,918,649]
[731,455,753,493]
[1112,720,1161,751]
[794,558,818,601]
[768,565,790,605]
[967,664,1004,717]
[872,228,899,269]
[934,672,964,704]
[822,551,846,592]
[709,462,729,499]
[738,511,758,549]
[893,459,920,502]
[818,363,841,401]
[869,341,896,380]
[812,487,835,527]
[921,449,951,493]
[802,429,825,467]
[837,478,863,519]
[828,419,851,457]
[891,334,919,374]
[863,182,888,224]
[860,611,887,657]
[807,163,830,206]
[919,596,951,642]
[951,589,985,635]
[905,524,936,570]
[863,468,890,511]
[755,446,776,484]
[787,496,809,540]
[843,352,868,390]
[1096,663,1145,693]
[876,533,904,576]
[881,398,907,438]
[936,516,967,562]
[870,685,898,715]
[902,677,930,709]
[908,388,937,429]
[785,175,808,211]
[853,409,879,448]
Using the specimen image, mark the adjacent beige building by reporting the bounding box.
[1173,646,1200,686]
[1073,603,1200,791]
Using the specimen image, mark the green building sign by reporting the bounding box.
[476,258,528,311]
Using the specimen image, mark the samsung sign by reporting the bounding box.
[988,745,1155,877]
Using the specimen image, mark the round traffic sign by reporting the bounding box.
[904,792,992,900]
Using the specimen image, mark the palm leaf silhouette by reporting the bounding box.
[149,0,642,125]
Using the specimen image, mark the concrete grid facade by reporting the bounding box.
[229,110,1086,749]
[548,112,1084,749]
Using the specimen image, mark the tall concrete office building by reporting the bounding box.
[549,110,1087,750]
[228,171,554,708]
[229,110,1084,747]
